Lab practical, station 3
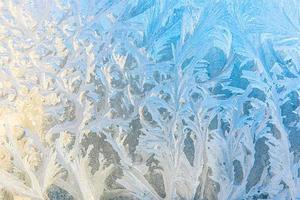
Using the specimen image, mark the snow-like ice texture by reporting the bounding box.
[1,0,300,200]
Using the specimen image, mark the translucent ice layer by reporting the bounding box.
[1,0,300,199]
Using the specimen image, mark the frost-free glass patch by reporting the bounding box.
[0,1,300,200]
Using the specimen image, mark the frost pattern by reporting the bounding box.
[1,0,300,200]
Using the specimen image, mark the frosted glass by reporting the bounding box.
[0,0,300,199]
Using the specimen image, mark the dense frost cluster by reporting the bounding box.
[1,0,300,199]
